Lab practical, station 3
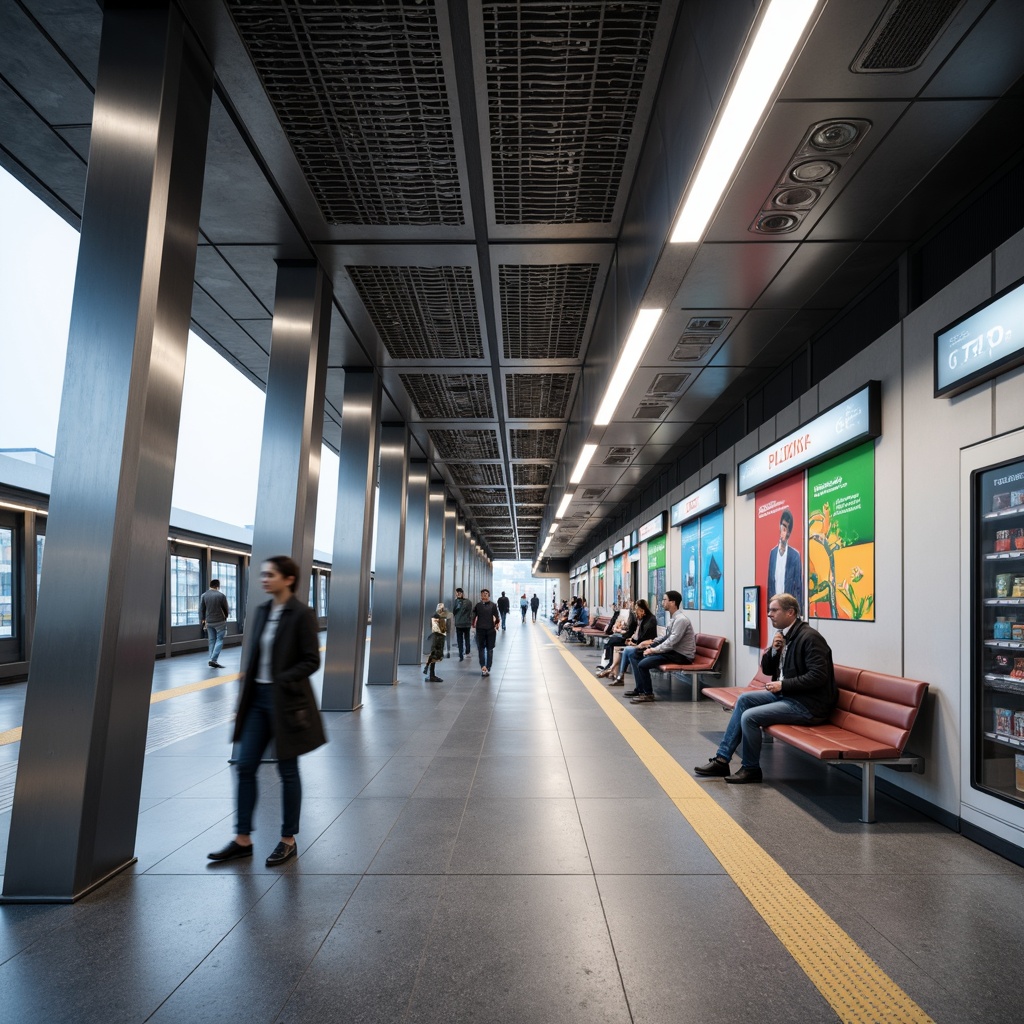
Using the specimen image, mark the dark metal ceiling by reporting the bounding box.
[3,0,1024,563]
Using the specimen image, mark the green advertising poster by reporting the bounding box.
[807,440,875,621]
[647,535,667,625]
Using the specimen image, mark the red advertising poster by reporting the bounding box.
[755,475,806,640]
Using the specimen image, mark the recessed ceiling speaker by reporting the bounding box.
[773,186,819,208]
[790,159,837,183]
[756,213,800,233]
[810,121,862,151]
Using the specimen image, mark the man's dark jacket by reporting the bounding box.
[759,618,836,720]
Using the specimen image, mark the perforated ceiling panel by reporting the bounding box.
[349,266,482,359]
[515,487,547,505]
[227,0,463,226]
[483,1,659,224]
[510,429,561,460]
[448,463,505,486]
[505,373,575,418]
[499,264,599,358]
[400,373,493,418]
[461,488,508,505]
[512,464,552,486]
[428,429,500,460]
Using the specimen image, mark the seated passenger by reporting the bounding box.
[623,591,695,703]
[694,593,836,783]
[596,600,636,671]
[599,598,654,683]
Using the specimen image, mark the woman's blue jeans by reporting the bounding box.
[235,683,301,836]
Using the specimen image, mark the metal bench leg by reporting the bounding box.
[691,673,700,702]
[860,762,876,823]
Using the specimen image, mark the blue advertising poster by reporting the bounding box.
[680,520,700,610]
[700,508,725,610]
[613,556,623,607]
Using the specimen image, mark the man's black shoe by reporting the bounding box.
[724,766,763,784]
[207,840,253,862]
[694,757,731,778]
[623,689,641,697]
[210,662,224,668]
[266,841,297,867]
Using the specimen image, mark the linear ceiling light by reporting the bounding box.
[556,491,574,519]
[548,523,558,535]
[669,0,819,244]
[569,443,598,484]
[594,308,664,426]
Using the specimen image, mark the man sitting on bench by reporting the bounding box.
[623,591,694,704]
[694,593,836,784]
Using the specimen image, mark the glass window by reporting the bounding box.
[36,534,45,597]
[170,554,201,626]
[319,574,328,617]
[309,574,315,607]
[211,560,238,619]
[0,528,13,638]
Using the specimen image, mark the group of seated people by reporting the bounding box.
[554,596,589,639]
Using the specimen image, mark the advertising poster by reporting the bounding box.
[755,475,806,637]
[597,563,606,609]
[679,520,700,610]
[699,508,725,610]
[807,441,875,621]
[647,535,667,626]
[613,556,623,607]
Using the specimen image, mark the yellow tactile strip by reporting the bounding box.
[555,643,935,1024]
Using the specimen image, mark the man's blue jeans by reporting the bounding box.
[207,623,227,663]
[235,684,301,836]
[634,651,690,695]
[715,690,818,769]
[618,645,642,680]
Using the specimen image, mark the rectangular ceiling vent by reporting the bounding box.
[852,0,964,73]
[226,0,463,226]
[510,428,561,460]
[645,372,689,398]
[448,463,505,487]
[580,487,606,501]
[512,464,552,486]
[499,264,599,358]
[483,1,661,224]
[350,266,482,360]
[603,446,638,466]
[670,340,713,362]
[400,373,493,419]
[429,429,500,461]
[506,373,575,418]
[633,402,669,420]
[686,316,731,332]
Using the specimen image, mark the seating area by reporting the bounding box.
[563,615,609,644]
[649,633,727,702]
[703,665,929,822]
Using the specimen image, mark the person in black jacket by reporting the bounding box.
[694,592,836,784]
[208,555,326,867]
[497,591,511,630]
[600,599,656,684]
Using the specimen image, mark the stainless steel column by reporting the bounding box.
[398,461,429,665]
[422,483,445,646]
[366,425,408,685]
[442,501,457,604]
[244,261,332,629]
[322,371,381,710]
[2,1,211,902]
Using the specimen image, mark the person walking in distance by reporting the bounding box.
[452,588,472,661]
[530,593,540,622]
[200,579,230,668]
[496,591,510,630]
[472,588,501,676]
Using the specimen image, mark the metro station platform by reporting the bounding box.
[1,623,1022,1024]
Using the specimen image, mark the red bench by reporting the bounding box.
[564,615,608,644]
[650,633,726,702]
[703,664,928,822]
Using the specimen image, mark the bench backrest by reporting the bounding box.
[694,633,725,666]
[830,665,928,756]
[590,616,612,631]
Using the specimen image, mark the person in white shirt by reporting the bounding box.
[623,591,694,703]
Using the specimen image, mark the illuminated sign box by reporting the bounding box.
[637,511,667,542]
[737,381,880,495]
[596,550,608,564]
[671,474,726,527]
[612,540,624,556]
[935,275,1024,397]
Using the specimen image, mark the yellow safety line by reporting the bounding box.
[554,643,936,1024]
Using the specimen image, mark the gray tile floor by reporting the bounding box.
[1,622,1023,1023]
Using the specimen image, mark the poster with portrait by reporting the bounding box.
[679,520,700,610]
[755,475,806,638]
[806,441,875,621]
[699,508,725,610]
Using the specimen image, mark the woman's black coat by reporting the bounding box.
[232,596,326,760]
[630,613,658,645]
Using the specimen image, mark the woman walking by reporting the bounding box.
[208,555,325,867]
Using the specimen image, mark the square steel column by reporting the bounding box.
[244,260,332,632]
[322,371,381,710]
[422,483,446,647]
[442,501,457,604]
[2,2,212,902]
[366,425,408,685]
[398,461,429,665]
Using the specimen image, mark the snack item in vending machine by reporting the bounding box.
[995,530,1011,552]
[995,707,1014,733]
[1016,754,1024,792]
[1011,490,1024,507]
[994,492,1012,510]
[1014,711,1024,739]
[1013,659,1024,680]
[996,573,1013,597]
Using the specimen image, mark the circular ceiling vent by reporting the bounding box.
[810,121,861,151]
[790,159,837,183]
[773,186,819,208]
[756,213,799,233]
